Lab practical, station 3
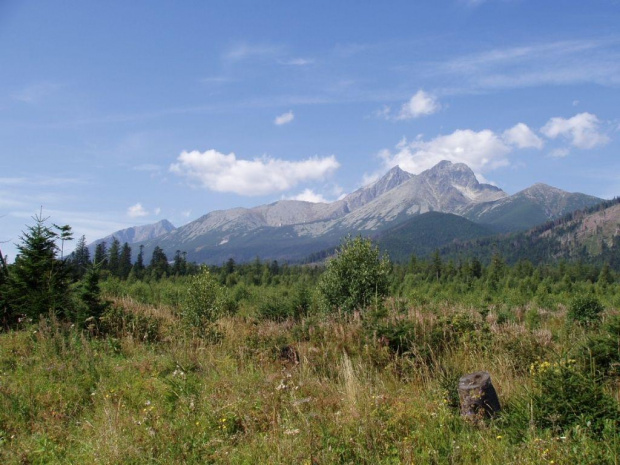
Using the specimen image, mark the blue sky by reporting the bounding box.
[2,0,620,261]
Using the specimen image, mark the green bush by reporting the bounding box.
[318,236,390,314]
[568,294,604,324]
[181,268,225,333]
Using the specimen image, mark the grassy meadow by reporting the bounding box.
[1,253,620,464]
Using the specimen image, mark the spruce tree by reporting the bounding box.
[133,244,145,278]
[107,237,121,277]
[71,235,91,279]
[77,264,108,327]
[8,213,72,321]
[94,241,108,269]
[149,246,169,279]
[119,242,132,279]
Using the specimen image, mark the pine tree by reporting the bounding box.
[94,241,108,269]
[132,244,145,278]
[53,223,73,260]
[8,213,72,321]
[71,235,91,279]
[107,237,121,277]
[119,242,132,279]
[149,246,169,279]
[172,250,187,276]
[77,264,108,327]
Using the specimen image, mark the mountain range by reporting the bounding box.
[89,160,603,264]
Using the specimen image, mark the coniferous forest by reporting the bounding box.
[1,214,619,463]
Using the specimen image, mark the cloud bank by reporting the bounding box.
[170,149,339,196]
[380,129,510,176]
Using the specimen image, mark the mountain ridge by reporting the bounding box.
[90,161,603,264]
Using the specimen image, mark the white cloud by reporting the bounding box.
[380,128,511,175]
[397,90,441,120]
[541,112,610,149]
[170,149,340,196]
[274,111,295,126]
[154,207,161,215]
[289,189,329,203]
[502,123,544,149]
[127,203,149,218]
[549,148,570,158]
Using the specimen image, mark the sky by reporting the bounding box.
[2,0,620,261]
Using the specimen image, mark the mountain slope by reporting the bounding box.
[442,198,620,267]
[376,211,496,262]
[464,183,602,232]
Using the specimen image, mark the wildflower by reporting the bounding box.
[496,435,502,439]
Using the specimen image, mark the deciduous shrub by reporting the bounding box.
[181,268,225,334]
[568,294,604,324]
[318,236,390,314]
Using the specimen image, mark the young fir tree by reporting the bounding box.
[107,237,121,277]
[53,223,73,260]
[94,241,108,269]
[133,244,145,278]
[77,264,109,327]
[149,246,169,279]
[8,213,72,321]
[71,235,91,279]
[118,242,132,279]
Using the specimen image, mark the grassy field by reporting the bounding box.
[1,284,619,464]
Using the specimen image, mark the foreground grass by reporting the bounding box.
[0,297,618,464]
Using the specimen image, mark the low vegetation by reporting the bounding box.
[0,217,619,463]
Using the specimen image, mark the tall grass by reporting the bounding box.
[0,286,618,463]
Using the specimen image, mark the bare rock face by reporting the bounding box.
[458,371,501,422]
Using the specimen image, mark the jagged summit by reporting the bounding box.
[88,219,176,249]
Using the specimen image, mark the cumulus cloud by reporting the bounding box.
[274,110,295,125]
[127,203,149,218]
[502,123,544,149]
[541,112,610,149]
[397,90,441,120]
[289,189,329,203]
[380,129,511,175]
[170,149,339,196]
